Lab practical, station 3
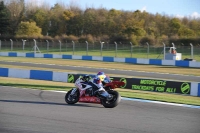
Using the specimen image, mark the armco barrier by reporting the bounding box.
[0,52,200,68]
[0,67,200,97]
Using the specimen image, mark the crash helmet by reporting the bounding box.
[97,71,106,81]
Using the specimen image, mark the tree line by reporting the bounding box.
[0,0,200,46]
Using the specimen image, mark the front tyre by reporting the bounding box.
[101,90,121,108]
[65,88,80,104]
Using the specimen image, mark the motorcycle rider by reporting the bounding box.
[91,71,113,100]
[80,72,113,100]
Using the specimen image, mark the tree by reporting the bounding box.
[32,9,49,35]
[6,0,25,35]
[15,21,42,37]
[123,26,146,37]
[189,20,200,36]
[0,1,10,35]
[106,9,123,36]
[169,18,181,36]
[178,26,195,38]
[48,3,66,36]
[63,10,75,21]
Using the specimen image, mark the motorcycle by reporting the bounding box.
[65,76,125,108]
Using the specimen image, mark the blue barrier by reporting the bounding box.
[0,68,8,77]
[175,60,190,67]
[1,52,200,68]
[8,52,17,57]
[26,53,34,57]
[0,67,199,97]
[103,56,114,62]
[125,58,137,64]
[149,59,162,65]
[44,54,53,58]
[82,55,92,60]
[30,70,53,81]
[62,55,72,59]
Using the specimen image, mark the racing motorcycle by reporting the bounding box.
[65,76,125,108]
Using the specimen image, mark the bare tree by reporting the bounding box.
[5,0,24,35]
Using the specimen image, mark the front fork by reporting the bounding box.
[70,88,78,95]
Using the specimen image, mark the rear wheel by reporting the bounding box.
[65,88,80,104]
[101,90,121,108]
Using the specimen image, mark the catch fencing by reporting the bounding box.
[0,39,199,61]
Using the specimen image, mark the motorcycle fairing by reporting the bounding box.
[79,96,101,103]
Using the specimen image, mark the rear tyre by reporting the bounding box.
[101,90,121,108]
[65,89,80,104]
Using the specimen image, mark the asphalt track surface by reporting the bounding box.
[0,86,200,133]
[0,61,200,82]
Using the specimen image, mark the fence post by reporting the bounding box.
[172,43,175,48]
[59,40,61,53]
[0,40,1,51]
[46,40,49,53]
[130,42,133,58]
[72,41,75,55]
[33,39,41,54]
[190,43,193,59]
[146,42,149,59]
[114,42,117,57]
[10,39,13,51]
[66,40,67,53]
[33,39,36,54]
[163,43,166,60]
[86,41,88,55]
[100,41,104,56]
[22,39,26,52]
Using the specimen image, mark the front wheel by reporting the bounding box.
[65,88,80,104]
[101,90,121,108]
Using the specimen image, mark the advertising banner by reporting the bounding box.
[98,77,191,95]
[67,74,191,95]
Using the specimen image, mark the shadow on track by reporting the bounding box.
[0,99,102,108]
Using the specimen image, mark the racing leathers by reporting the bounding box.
[90,75,113,100]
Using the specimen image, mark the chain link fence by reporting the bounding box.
[0,39,199,61]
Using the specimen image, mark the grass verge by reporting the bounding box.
[0,77,200,106]
[0,56,200,76]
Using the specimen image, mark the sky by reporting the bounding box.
[27,0,200,18]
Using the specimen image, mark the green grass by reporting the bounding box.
[1,46,200,61]
[0,56,200,77]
